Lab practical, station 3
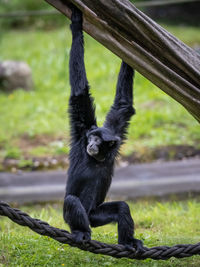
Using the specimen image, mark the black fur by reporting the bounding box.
[63,6,144,253]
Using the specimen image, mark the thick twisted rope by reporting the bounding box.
[1,201,200,260]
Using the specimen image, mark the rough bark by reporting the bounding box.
[45,0,200,122]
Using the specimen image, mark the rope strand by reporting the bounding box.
[1,201,200,260]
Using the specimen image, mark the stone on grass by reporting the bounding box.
[0,60,34,92]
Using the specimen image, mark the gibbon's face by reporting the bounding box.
[86,127,120,162]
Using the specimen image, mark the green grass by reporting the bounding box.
[1,200,200,266]
[0,24,200,162]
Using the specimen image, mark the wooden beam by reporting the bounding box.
[45,0,200,122]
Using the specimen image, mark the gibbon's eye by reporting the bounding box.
[109,141,115,147]
[88,135,101,145]
[95,137,101,144]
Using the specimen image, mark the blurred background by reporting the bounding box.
[0,0,199,172]
[0,1,200,266]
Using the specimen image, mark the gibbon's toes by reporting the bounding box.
[132,238,146,255]
[122,238,146,255]
[72,231,91,244]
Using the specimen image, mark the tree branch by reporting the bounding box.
[45,0,200,122]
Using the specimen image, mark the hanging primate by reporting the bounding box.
[63,5,144,253]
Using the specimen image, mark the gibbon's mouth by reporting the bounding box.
[87,147,99,156]
[96,157,105,162]
[87,150,105,162]
[90,154,105,162]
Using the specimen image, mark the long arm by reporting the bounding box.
[104,61,135,140]
[69,6,96,142]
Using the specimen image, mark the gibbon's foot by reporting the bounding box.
[71,230,91,244]
[121,238,145,255]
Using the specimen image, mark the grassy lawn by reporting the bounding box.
[1,200,200,266]
[0,24,200,166]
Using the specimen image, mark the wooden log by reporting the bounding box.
[45,0,200,122]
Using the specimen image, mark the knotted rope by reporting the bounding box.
[1,201,200,260]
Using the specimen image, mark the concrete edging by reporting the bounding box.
[0,159,200,203]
